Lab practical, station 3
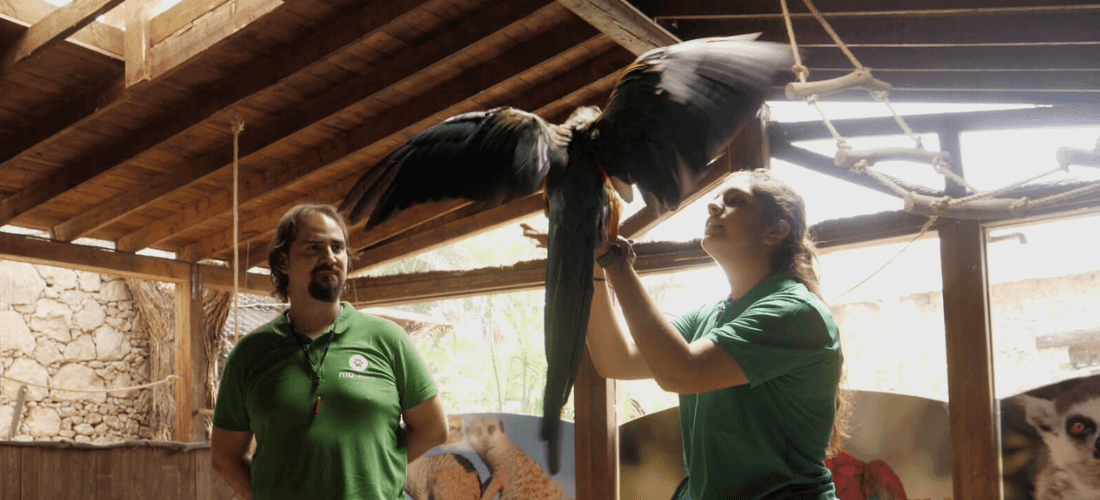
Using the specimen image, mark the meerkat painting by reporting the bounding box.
[406,453,482,500]
[466,416,572,500]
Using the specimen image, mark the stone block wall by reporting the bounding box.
[0,260,153,443]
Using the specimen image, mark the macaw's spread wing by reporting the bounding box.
[339,107,570,230]
[591,38,794,211]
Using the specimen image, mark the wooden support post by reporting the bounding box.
[174,265,205,442]
[573,351,618,500]
[937,127,1003,500]
[125,0,154,86]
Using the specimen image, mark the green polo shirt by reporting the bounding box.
[672,273,842,500]
[213,302,437,500]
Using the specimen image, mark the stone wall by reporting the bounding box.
[0,260,153,443]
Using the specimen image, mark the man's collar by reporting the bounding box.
[277,301,353,337]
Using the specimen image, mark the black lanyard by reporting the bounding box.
[287,311,339,390]
[293,327,335,390]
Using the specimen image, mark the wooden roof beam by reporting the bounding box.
[204,47,627,266]
[0,0,123,58]
[350,195,546,275]
[666,10,1100,46]
[768,139,938,198]
[795,69,1100,96]
[0,0,423,217]
[118,33,628,256]
[557,0,679,55]
[177,30,618,262]
[795,44,1100,72]
[0,0,124,77]
[342,209,946,306]
[635,0,1100,19]
[772,105,1100,143]
[75,0,560,246]
[0,231,270,295]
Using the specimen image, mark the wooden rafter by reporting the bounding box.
[636,0,1100,19]
[116,22,629,256]
[0,0,123,58]
[51,0,561,243]
[664,8,1100,45]
[557,0,679,55]
[207,49,625,265]
[795,44,1100,72]
[342,208,947,307]
[1,0,438,232]
[0,0,124,76]
[351,195,545,275]
[0,231,269,295]
[143,0,280,83]
[772,105,1100,143]
[191,34,623,263]
[768,140,935,198]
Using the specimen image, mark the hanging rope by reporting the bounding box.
[0,373,179,394]
[828,216,939,303]
[230,113,245,340]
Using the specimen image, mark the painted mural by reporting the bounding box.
[406,413,575,500]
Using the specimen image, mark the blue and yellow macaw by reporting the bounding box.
[340,37,793,473]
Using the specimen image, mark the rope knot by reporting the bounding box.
[1009,197,1031,213]
[930,196,954,213]
[230,112,245,135]
[791,64,810,82]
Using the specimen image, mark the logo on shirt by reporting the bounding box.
[349,354,369,372]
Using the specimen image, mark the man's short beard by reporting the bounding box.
[308,277,343,303]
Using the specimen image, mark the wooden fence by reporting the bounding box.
[0,441,234,499]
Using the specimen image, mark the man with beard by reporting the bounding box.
[211,203,448,500]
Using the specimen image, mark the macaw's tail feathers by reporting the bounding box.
[540,402,564,475]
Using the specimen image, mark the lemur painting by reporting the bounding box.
[1013,381,1100,500]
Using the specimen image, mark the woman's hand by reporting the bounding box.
[596,236,635,274]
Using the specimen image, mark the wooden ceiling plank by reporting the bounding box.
[164,26,606,261]
[0,0,437,228]
[556,0,678,55]
[0,77,126,170]
[192,38,624,264]
[109,1,565,251]
[0,0,123,58]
